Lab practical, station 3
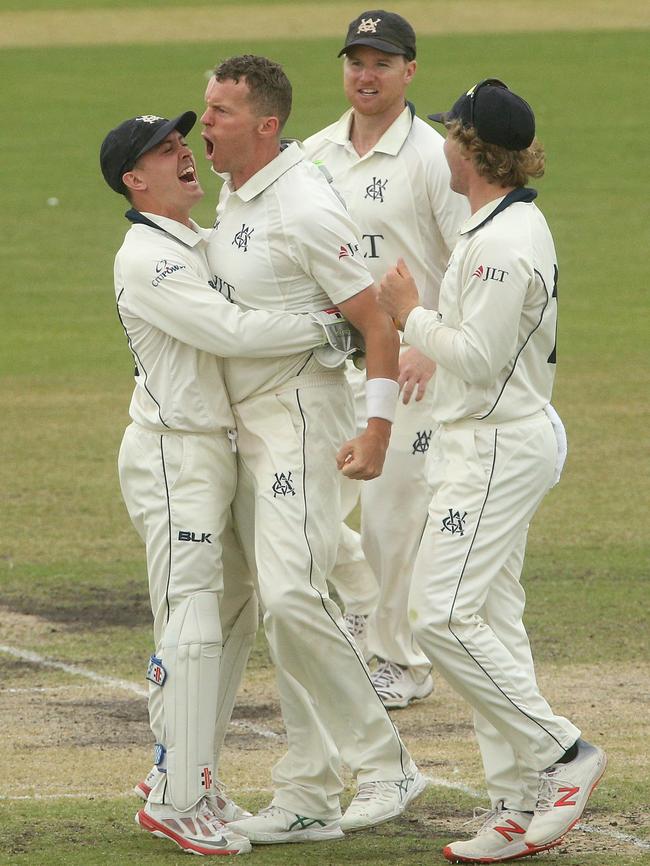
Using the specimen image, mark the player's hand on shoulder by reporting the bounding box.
[399,346,436,404]
[336,420,390,480]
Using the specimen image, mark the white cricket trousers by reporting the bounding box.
[362,378,435,678]
[409,412,580,810]
[118,423,257,809]
[231,373,413,819]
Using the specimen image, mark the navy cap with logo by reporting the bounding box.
[428,79,535,151]
[100,111,197,195]
[338,9,416,60]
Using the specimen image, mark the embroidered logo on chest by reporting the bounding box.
[364,176,388,203]
[232,223,254,252]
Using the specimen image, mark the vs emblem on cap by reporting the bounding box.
[357,16,381,33]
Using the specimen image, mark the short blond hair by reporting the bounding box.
[447,119,545,187]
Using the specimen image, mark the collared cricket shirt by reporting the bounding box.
[206,142,374,403]
[304,105,468,309]
[404,189,559,424]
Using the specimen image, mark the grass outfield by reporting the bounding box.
[1,16,649,866]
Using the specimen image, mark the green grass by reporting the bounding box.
[1,21,649,866]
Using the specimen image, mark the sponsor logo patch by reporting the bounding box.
[472,264,509,283]
[151,259,185,287]
[146,655,167,686]
[338,241,359,260]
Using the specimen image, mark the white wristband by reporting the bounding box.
[365,377,399,423]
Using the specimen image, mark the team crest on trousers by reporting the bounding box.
[272,471,296,497]
[441,509,467,536]
[232,223,254,251]
[412,430,432,454]
[365,176,388,202]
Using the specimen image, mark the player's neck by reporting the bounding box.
[349,102,405,157]
[468,179,516,215]
[229,141,282,191]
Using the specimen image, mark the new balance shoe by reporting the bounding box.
[525,738,607,846]
[343,612,373,662]
[133,765,164,800]
[340,766,427,831]
[136,797,252,855]
[443,801,561,863]
[371,660,434,709]
[228,805,343,844]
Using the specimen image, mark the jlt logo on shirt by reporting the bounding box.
[472,264,509,283]
[338,241,359,260]
[209,274,236,302]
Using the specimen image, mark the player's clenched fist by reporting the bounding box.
[378,258,421,330]
[336,422,391,480]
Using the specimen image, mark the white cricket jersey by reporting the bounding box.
[303,105,468,309]
[206,142,374,403]
[404,189,559,424]
[114,210,324,432]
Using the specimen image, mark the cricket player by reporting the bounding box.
[200,54,425,844]
[378,79,607,863]
[100,110,337,856]
[304,9,469,707]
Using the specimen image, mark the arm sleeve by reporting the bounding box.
[404,234,532,386]
[288,188,374,306]
[118,237,324,358]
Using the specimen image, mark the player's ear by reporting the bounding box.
[123,169,147,193]
[257,114,280,138]
[405,59,416,84]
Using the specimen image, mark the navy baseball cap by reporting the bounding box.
[338,10,416,60]
[428,79,535,150]
[100,111,197,194]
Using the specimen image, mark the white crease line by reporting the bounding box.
[2,644,648,851]
[0,645,147,698]
[0,644,283,741]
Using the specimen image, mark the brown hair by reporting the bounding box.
[213,55,292,130]
[447,119,545,187]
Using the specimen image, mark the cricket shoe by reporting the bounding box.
[343,612,373,662]
[133,765,164,800]
[135,797,252,855]
[443,801,561,863]
[525,738,607,846]
[340,765,427,831]
[371,660,434,709]
[206,779,253,823]
[227,805,344,844]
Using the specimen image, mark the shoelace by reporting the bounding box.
[535,770,566,811]
[372,661,404,689]
[344,613,367,639]
[197,799,229,832]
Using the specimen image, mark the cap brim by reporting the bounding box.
[134,110,197,161]
[338,38,408,57]
[427,111,451,124]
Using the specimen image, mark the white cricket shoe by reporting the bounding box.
[525,738,607,846]
[371,660,434,709]
[227,805,343,844]
[206,779,253,823]
[340,766,427,831]
[443,801,561,863]
[136,797,252,855]
[343,612,373,662]
[133,765,163,800]
[134,766,250,824]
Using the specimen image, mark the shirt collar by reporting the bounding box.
[126,209,205,247]
[459,187,538,235]
[224,141,305,202]
[326,104,414,157]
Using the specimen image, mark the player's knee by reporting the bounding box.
[260,584,309,624]
[163,591,222,649]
